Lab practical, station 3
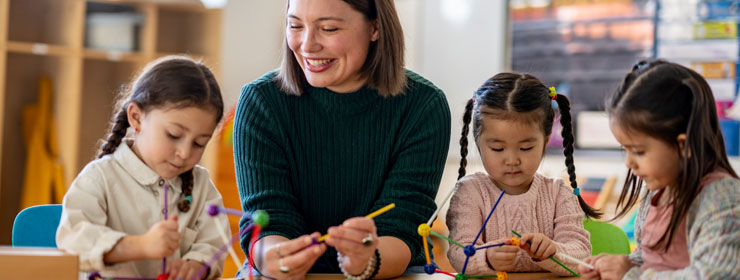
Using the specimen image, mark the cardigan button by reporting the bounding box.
[158,179,165,186]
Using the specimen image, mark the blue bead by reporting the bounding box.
[573,188,580,196]
[463,245,476,257]
[424,264,436,274]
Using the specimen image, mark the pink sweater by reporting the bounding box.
[446,172,591,276]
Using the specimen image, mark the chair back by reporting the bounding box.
[12,204,63,247]
[583,218,631,255]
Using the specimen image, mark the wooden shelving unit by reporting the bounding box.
[0,0,222,244]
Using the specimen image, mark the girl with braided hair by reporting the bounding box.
[57,55,229,279]
[446,72,597,276]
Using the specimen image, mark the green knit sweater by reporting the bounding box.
[233,70,451,272]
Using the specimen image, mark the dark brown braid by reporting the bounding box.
[458,98,474,180]
[97,107,130,158]
[178,169,194,212]
[556,94,601,218]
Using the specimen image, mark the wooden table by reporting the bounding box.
[224,272,582,279]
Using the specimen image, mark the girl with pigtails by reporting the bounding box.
[57,55,229,280]
[446,73,596,276]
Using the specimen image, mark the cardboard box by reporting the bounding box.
[0,246,78,280]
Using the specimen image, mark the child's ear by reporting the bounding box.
[127,103,143,132]
[677,133,689,158]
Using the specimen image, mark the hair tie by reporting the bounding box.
[185,195,192,203]
[549,87,557,100]
[573,187,580,196]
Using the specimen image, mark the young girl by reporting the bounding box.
[57,56,229,280]
[446,72,598,276]
[578,60,740,280]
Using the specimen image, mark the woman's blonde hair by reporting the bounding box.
[276,0,406,97]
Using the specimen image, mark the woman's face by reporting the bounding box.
[286,0,379,93]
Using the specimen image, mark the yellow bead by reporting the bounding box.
[497,271,508,280]
[510,237,520,247]
[417,224,431,237]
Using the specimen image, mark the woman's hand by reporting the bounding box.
[166,259,206,280]
[486,238,519,271]
[263,233,326,280]
[518,233,557,261]
[579,254,604,280]
[325,217,378,275]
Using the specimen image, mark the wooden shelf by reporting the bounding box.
[0,0,222,245]
[6,41,77,57]
[83,49,146,62]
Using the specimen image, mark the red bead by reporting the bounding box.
[157,274,168,280]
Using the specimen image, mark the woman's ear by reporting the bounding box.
[127,103,143,133]
[370,19,379,42]
[677,133,689,158]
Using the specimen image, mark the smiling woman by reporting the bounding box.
[232,0,451,279]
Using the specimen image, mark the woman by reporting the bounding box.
[233,0,451,278]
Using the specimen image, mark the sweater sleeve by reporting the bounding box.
[532,180,591,276]
[56,164,127,272]
[373,88,451,264]
[623,178,740,279]
[446,178,502,275]
[233,82,307,252]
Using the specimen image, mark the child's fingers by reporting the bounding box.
[495,244,521,253]
[543,242,556,259]
[580,269,601,280]
[166,260,183,279]
[529,234,543,254]
[534,239,551,259]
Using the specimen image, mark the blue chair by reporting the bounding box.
[12,204,63,247]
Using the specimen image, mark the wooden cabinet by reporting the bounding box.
[0,0,222,244]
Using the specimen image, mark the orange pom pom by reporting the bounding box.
[510,237,520,247]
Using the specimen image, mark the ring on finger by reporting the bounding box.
[279,257,290,274]
[275,242,284,258]
[361,233,374,247]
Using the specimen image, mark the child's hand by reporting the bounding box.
[485,239,519,271]
[518,233,556,261]
[579,255,603,280]
[166,259,207,280]
[591,254,633,280]
[141,215,181,259]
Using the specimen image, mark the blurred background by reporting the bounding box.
[0,0,738,276]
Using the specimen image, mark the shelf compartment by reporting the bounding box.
[156,6,221,56]
[1,53,81,231]
[78,59,138,168]
[8,0,84,47]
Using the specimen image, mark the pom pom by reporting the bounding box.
[417,224,431,237]
[510,237,520,247]
[206,204,219,216]
[463,245,476,257]
[253,210,269,227]
[423,264,436,275]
